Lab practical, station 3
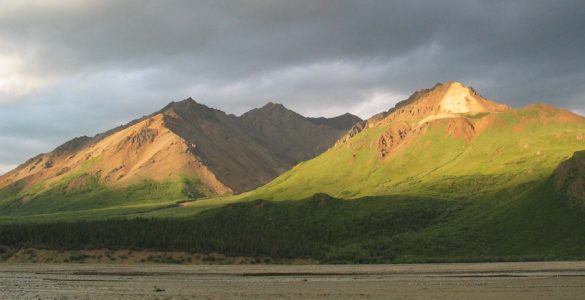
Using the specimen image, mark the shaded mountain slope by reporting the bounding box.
[554,150,585,208]
[240,102,359,163]
[161,100,286,193]
[307,112,363,130]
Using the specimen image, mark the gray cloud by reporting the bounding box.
[1,0,584,174]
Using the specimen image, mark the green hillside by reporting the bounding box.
[248,105,585,201]
[0,175,205,217]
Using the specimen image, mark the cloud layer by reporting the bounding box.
[1,0,584,174]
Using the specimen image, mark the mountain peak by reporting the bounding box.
[163,97,197,109]
[381,81,510,124]
[241,102,299,120]
[439,81,486,114]
[160,97,193,111]
[160,98,226,118]
[260,101,289,111]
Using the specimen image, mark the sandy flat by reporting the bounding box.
[1,262,585,299]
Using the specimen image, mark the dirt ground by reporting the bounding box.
[3,248,315,265]
[1,262,585,299]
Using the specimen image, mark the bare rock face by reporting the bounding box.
[240,102,359,165]
[383,81,511,125]
[553,151,585,208]
[335,121,367,146]
[444,117,477,142]
[377,123,412,158]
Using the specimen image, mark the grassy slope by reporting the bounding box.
[0,169,208,217]
[248,106,585,201]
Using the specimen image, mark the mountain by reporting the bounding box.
[307,112,363,130]
[2,81,585,264]
[240,102,362,163]
[248,81,585,201]
[0,99,360,214]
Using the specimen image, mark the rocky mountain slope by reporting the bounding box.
[0,99,360,213]
[240,102,362,163]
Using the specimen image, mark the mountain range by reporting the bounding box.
[2,81,585,264]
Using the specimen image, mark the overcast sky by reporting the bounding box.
[1,0,584,174]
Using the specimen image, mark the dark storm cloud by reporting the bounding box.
[0,0,584,174]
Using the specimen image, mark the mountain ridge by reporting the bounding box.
[0,99,361,211]
[2,81,584,218]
